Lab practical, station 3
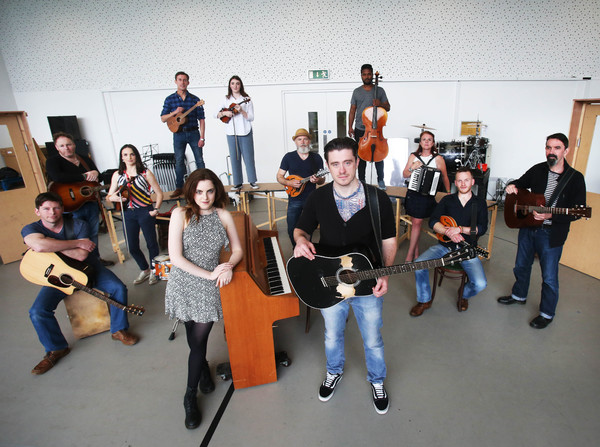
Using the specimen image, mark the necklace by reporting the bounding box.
[333,182,361,200]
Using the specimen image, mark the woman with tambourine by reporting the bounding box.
[402,131,450,262]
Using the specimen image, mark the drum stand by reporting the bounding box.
[168,319,181,340]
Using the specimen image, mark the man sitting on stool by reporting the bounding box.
[409,167,488,316]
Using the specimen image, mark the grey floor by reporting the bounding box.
[1,196,599,447]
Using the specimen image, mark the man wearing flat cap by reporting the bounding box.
[277,129,325,245]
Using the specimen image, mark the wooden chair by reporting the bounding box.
[431,264,468,312]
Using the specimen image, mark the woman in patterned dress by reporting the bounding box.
[106,144,163,284]
[165,168,242,430]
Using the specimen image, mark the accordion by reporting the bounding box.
[408,166,441,196]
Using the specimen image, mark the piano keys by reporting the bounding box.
[219,211,299,389]
[408,166,441,196]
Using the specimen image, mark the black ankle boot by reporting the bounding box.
[183,386,201,429]
[199,360,215,394]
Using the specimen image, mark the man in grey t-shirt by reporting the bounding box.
[348,64,391,190]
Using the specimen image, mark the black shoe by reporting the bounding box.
[497,295,526,305]
[318,372,342,402]
[530,315,553,329]
[199,361,215,394]
[371,383,390,415]
[183,387,201,429]
[233,184,242,190]
[100,258,115,267]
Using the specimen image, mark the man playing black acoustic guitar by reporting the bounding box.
[22,192,139,375]
[497,133,586,329]
[293,137,397,415]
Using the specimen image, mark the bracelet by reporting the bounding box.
[200,138,205,141]
[459,226,463,233]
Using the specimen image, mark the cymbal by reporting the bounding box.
[411,124,436,130]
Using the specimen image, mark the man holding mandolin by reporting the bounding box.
[409,167,488,316]
[276,128,325,245]
[498,133,586,329]
[22,192,139,375]
[161,71,206,198]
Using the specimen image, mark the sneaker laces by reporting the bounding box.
[323,372,339,387]
[372,383,386,399]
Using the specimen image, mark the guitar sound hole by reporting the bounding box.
[48,275,69,288]
[337,269,358,286]
[59,274,74,286]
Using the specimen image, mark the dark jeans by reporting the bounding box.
[511,227,563,318]
[123,206,159,271]
[173,130,204,188]
[354,128,384,182]
[29,263,129,352]
[286,199,305,246]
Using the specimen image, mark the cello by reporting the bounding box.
[358,71,389,163]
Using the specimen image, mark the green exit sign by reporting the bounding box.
[308,70,329,80]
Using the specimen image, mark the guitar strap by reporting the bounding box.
[470,200,478,242]
[76,155,91,172]
[364,183,384,267]
[546,166,574,207]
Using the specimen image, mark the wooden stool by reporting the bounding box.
[63,291,111,339]
[431,264,468,312]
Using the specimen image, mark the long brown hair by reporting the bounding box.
[118,144,146,175]
[226,75,249,99]
[182,169,227,222]
[414,131,438,157]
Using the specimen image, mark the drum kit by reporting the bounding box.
[151,254,171,281]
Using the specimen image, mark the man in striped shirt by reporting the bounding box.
[498,133,586,329]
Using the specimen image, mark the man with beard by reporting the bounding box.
[348,64,391,190]
[498,133,586,329]
[276,128,325,245]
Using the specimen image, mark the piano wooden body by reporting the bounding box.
[220,211,299,389]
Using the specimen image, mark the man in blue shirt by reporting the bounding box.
[276,128,325,245]
[161,71,206,197]
[22,192,139,375]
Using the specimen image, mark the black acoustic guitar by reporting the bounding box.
[286,244,486,309]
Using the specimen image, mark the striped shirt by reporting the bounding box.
[543,171,560,225]
[118,172,153,209]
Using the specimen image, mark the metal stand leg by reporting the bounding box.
[168,319,181,341]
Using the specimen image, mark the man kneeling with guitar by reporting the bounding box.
[22,192,139,375]
[498,133,587,329]
[410,166,488,317]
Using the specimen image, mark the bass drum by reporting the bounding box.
[152,255,172,280]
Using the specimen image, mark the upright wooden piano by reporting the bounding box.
[220,211,299,389]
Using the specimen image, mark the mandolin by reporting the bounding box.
[285,169,328,197]
[166,100,205,133]
[20,251,145,316]
[219,97,251,123]
[504,189,591,228]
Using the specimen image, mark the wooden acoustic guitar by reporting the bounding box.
[166,100,205,132]
[219,97,251,123]
[285,169,328,197]
[286,244,485,309]
[20,251,145,316]
[504,189,591,229]
[48,181,109,212]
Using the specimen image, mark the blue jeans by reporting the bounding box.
[71,201,100,257]
[320,295,386,384]
[123,206,159,271]
[29,262,129,352]
[511,227,563,318]
[173,130,204,188]
[415,243,487,303]
[286,199,305,245]
[227,130,257,185]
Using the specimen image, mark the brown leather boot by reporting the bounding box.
[409,301,432,317]
[31,348,71,375]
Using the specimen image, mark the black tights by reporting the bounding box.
[184,320,214,389]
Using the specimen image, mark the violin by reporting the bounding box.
[219,97,251,123]
[357,72,388,163]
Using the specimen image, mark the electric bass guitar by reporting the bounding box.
[166,100,205,133]
[285,169,328,197]
[219,97,251,123]
[48,181,109,212]
[286,244,487,309]
[504,189,591,229]
[20,251,145,316]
